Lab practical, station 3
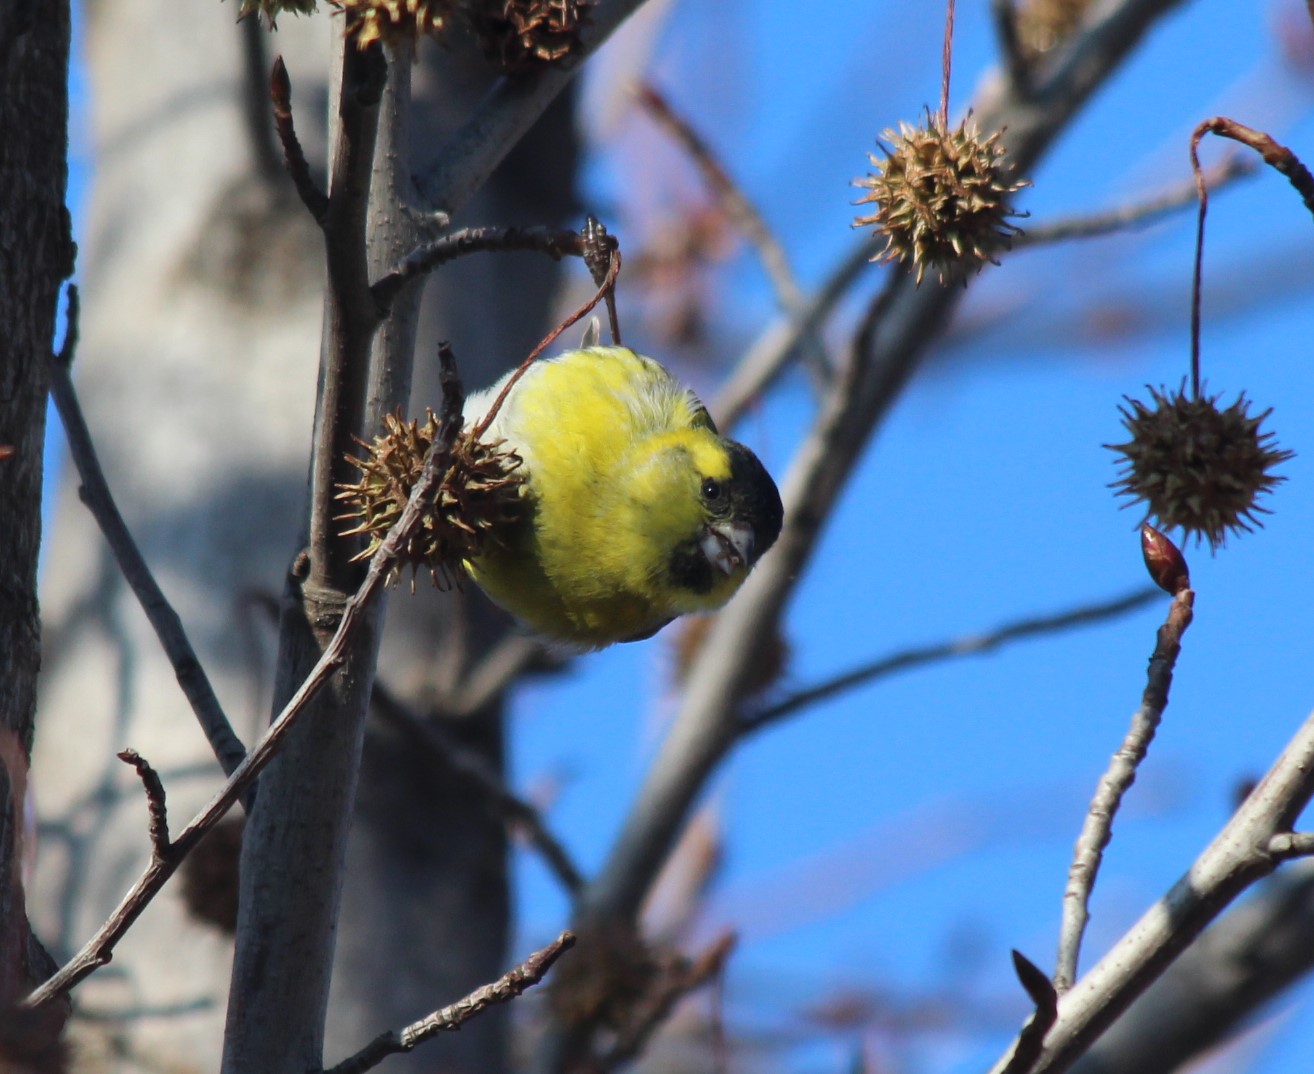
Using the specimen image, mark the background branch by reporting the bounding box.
[326,931,575,1074]
[47,288,250,785]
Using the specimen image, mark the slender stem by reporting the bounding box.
[745,587,1160,733]
[1054,588,1194,993]
[326,932,576,1074]
[48,288,250,786]
[940,0,957,129]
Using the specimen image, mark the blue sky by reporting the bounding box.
[510,2,1314,1072]
[57,2,1314,1072]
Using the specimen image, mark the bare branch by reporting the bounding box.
[116,750,171,854]
[1015,154,1255,247]
[712,237,877,429]
[743,586,1160,734]
[1055,587,1194,992]
[270,55,329,223]
[47,287,250,787]
[992,0,1031,94]
[601,933,736,1071]
[372,225,587,314]
[1267,831,1314,861]
[446,633,558,718]
[1070,863,1314,1074]
[372,684,586,896]
[986,697,1314,1074]
[325,931,576,1074]
[242,17,283,186]
[637,84,830,388]
[23,393,466,1012]
[581,214,623,344]
[1193,115,1314,220]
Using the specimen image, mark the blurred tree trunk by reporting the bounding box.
[0,0,72,1048]
[32,4,577,1070]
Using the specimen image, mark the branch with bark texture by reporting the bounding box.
[986,690,1314,1074]
[1055,586,1194,992]
[326,932,576,1074]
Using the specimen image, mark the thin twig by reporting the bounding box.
[992,0,1031,94]
[1267,831,1314,861]
[1014,154,1255,247]
[372,685,585,895]
[940,0,957,130]
[326,931,576,1074]
[601,933,737,1070]
[47,288,251,789]
[988,691,1314,1074]
[637,84,829,389]
[242,17,283,186]
[116,750,170,854]
[711,236,879,429]
[23,391,468,1012]
[581,214,622,345]
[1189,117,1314,398]
[1054,587,1194,994]
[471,244,621,441]
[447,633,559,718]
[372,225,587,314]
[270,56,329,223]
[743,586,1160,734]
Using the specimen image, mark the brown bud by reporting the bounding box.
[1141,525,1190,594]
[0,445,14,460]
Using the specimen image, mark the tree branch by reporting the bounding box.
[270,55,330,223]
[371,224,588,314]
[115,750,171,855]
[371,685,586,896]
[1055,587,1194,992]
[743,586,1160,734]
[637,83,830,391]
[24,374,467,1013]
[325,931,576,1074]
[987,697,1314,1074]
[1015,154,1255,247]
[47,287,250,787]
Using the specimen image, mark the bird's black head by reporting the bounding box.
[715,440,783,563]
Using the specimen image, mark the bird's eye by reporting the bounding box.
[701,477,722,501]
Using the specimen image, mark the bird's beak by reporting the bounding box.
[701,522,755,576]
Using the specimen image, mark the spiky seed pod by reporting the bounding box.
[335,409,525,588]
[1108,384,1294,551]
[333,0,456,48]
[238,0,319,25]
[1014,0,1092,58]
[473,0,593,73]
[853,113,1028,286]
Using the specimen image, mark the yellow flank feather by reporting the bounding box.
[463,346,783,648]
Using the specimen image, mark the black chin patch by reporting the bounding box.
[667,537,716,595]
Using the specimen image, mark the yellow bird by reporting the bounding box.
[463,343,783,648]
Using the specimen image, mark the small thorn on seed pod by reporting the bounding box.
[1141,525,1190,594]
